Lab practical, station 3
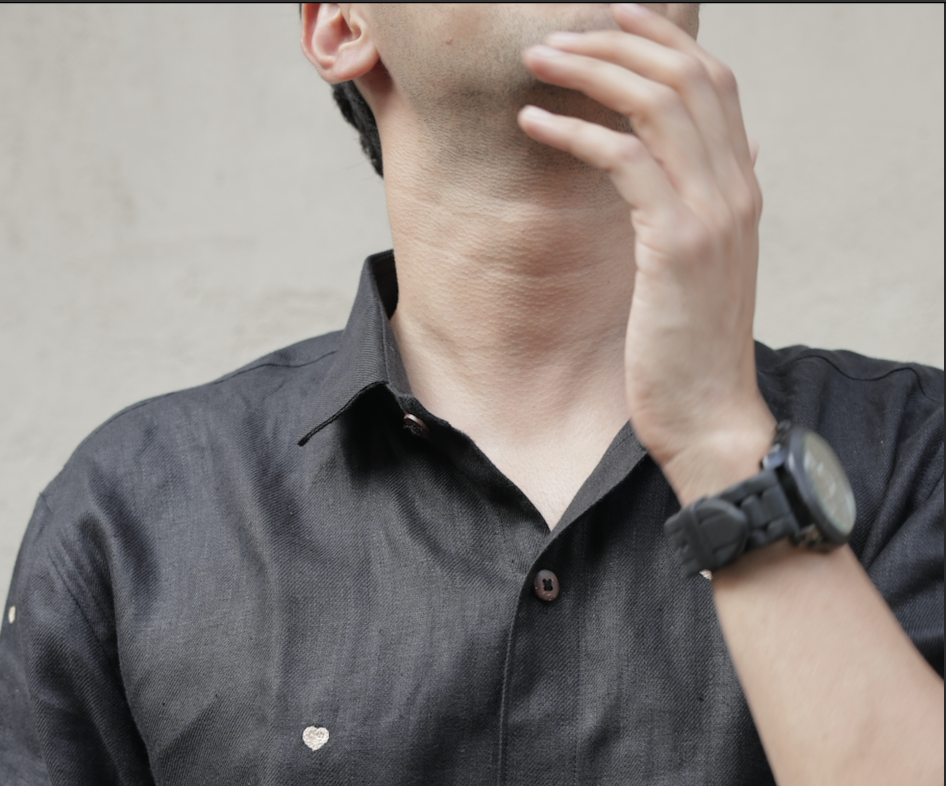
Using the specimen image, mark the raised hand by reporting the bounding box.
[518,2,775,503]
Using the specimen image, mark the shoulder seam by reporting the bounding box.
[80,348,340,444]
[212,346,340,384]
[759,352,942,405]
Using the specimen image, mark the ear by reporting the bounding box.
[301,3,379,84]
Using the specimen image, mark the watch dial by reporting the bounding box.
[802,433,856,536]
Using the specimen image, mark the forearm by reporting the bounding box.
[713,540,944,786]
[662,417,944,786]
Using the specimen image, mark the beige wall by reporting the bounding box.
[1,4,943,594]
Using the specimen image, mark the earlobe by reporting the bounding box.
[301,3,380,84]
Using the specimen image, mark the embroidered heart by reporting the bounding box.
[302,726,330,751]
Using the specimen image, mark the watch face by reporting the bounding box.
[802,432,856,537]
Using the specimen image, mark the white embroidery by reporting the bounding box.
[700,570,713,581]
[302,726,330,751]
[7,606,14,624]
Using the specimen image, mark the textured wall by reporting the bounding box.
[1,4,943,594]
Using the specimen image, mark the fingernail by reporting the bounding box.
[520,105,553,122]
[545,31,582,46]
[617,3,648,17]
[528,44,566,59]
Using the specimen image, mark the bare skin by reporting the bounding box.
[302,4,944,784]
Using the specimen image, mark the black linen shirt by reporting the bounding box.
[1,251,943,785]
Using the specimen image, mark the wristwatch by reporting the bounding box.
[664,421,857,577]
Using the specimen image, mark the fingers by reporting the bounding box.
[523,45,719,211]
[521,3,762,225]
[611,4,756,178]
[539,29,746,203]
[517,105,682,222]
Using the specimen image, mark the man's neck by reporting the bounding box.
[381,106,636,528]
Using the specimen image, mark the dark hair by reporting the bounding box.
[332,82,383,177]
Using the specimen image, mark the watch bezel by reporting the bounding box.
[777,427,854,546]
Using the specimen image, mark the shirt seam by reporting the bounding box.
[759,351,941,404]
[79,348,340,445]
[213,348,340,383]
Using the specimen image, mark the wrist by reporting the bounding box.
[657,404,776,506]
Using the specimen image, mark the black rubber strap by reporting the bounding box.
[664,468,800,577]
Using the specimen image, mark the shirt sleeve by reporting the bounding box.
[0,493,154,785]
[855,372,945,679]
[865,469,945,678]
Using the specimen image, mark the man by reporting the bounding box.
[1,3,942,784]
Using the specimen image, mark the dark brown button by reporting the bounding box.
[533,569,560,602]
[402,413,430,438]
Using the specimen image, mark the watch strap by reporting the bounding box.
[665,468,801,577]
[717,469,799,550]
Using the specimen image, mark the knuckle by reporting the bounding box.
[740,175,764,220]
[731,185,757,223]
[589,134,640,174]
[646,84,682,117]
[707,60,738,95]
[567,118,595,150]
[615,135,644,164]
[670,54,708,87]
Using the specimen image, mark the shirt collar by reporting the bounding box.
[297,249,650,534]
[298,250,409,446]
